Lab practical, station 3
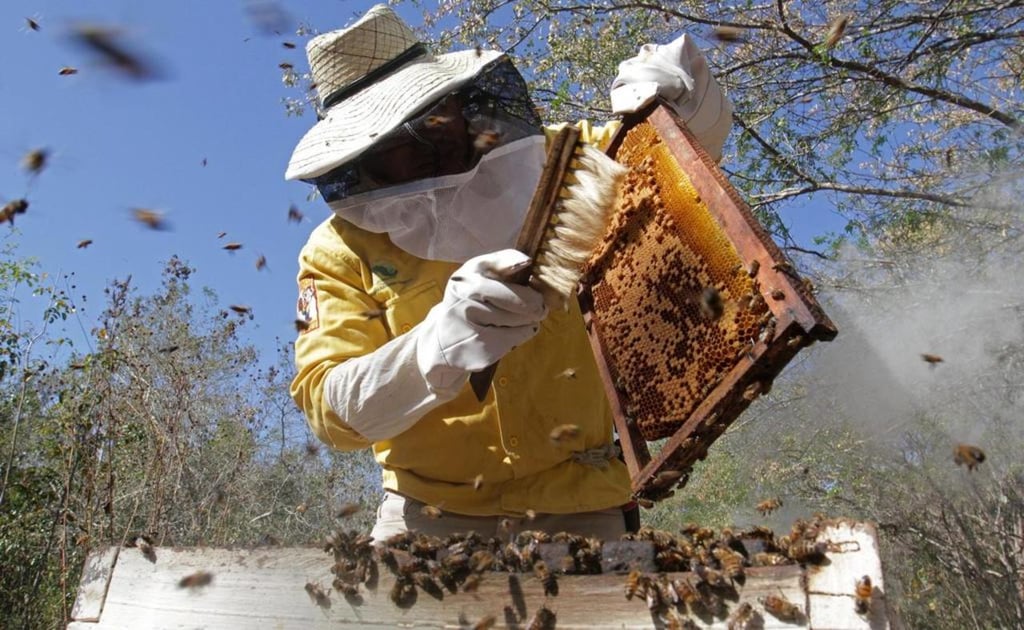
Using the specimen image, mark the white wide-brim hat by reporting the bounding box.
[285,4,501,181]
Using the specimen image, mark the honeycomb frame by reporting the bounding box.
[577,102,838,500]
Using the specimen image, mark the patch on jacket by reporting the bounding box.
[296,277,320,333]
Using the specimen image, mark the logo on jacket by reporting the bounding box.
[296,276,320,333]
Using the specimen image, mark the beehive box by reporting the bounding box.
[68,521,889,629]
[578,103,837,499]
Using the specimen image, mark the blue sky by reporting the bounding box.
[1,0,833,366]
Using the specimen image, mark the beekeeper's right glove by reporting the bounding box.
[416,249,548,388]
[323,249,547,443]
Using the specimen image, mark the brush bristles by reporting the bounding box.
[533,143,628,309]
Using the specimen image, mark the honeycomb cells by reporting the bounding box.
[586,123,769,440]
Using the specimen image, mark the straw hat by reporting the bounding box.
[285,4,501,181]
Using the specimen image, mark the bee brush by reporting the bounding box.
[469,125,628,401]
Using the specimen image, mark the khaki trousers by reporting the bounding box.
[369,491,627,543]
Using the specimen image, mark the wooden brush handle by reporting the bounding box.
[468,126,582,402]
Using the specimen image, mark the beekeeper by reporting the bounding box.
[285,4,732,542]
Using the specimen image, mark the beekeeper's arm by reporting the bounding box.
[291,243,546,448]
[610,33,734,161]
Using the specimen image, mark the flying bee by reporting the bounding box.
[71,23,161,81]
[534,560,558,597]
[287,204,304,223]
[420,504,443,519]
[21,148,49,174]
[921,353,944,365]
[58,66,79,75]
[549,423,581,445]
[699,286,724,320]
[217,231,227,238]
[755,497,782,516]
[712,25,746,43]
[760,593,802,622]
[278,62,293,70]
[424,115,454,128]
[473,130,502,153]
[336,502,360,518]
[525,508,536,521]
[282,41,296,49]
[26,16,41,31]
[131,208,168,230]
[473,473,484,491]
[255,254,267,271]
[229,304,251,315]
[177,571,213,589]
[498,517,514,536]
[77,239,93,249]
[1,199,29,225]
[555,367,577,379]
[953,444,985,471]
[527,604,556,630]
[712,547,745,581]
[223,242,243,251]
[824,14,850,49]
[304,581,331,608]
[726,602,757,629]
[854,575,872,614]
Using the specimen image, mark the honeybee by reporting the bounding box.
[498,517,514,536]
[278,62,293,70]
[751,552,789,566]
[58,66,79,75]
[131,208,168,230]
[424,115,454,128]
[389,578,416,608]
[26,17,41,31]
[282,41,296,49]
[921,353,944,364]
[769,288,785,301]
[693,564,727,588]
[671,577,700,608]
[712,547,745,581]
[525,509,537,521]
[217,231,227,238]
[699,286,724,320]
[788,540,828,563]
[462,572,483,593]
[555,367,577,379]
[549,423,581,445]
[755,497,782,516]
[854,575,872,614]
[760,593,802,622]
[651,469,685,488]
[294,318,311,333]
[824,14,850,49]
[742,381,763,401]
[21,148,49,174]
[624,569,644,600]
[527,604,556,630]
[1,199,29,225]
[178,571,213,589]
[304,581,331,608]
[712,25,746,43]
[473,473,484,491]
[77,239,93,249]
[229,304,251,315]
[473,130,502,153]
[746,260,760,277]
[287,204,304,223]
[471,614,497,630]
[129,534,157,563]
[953,444,986,471]
[726,602,757,629]
[255,254,267,271]
[534,560,558,597]
[336,502,360,518]
[413,572,444,600]
[420,504,443,519]
[223,242,243,251]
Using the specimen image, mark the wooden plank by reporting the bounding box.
[807,521,889,630]
[71,528,890,629]
[69,545,119,622]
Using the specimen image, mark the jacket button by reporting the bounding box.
[498,376,509,386]
[508,436,519,448]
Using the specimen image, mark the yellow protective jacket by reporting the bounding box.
[291,121,631,516]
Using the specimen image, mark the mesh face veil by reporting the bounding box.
[310,56,544,203]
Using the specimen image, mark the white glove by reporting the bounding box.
[416,249,548,388]
[610,34,734,161]
[324,249,547,443]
